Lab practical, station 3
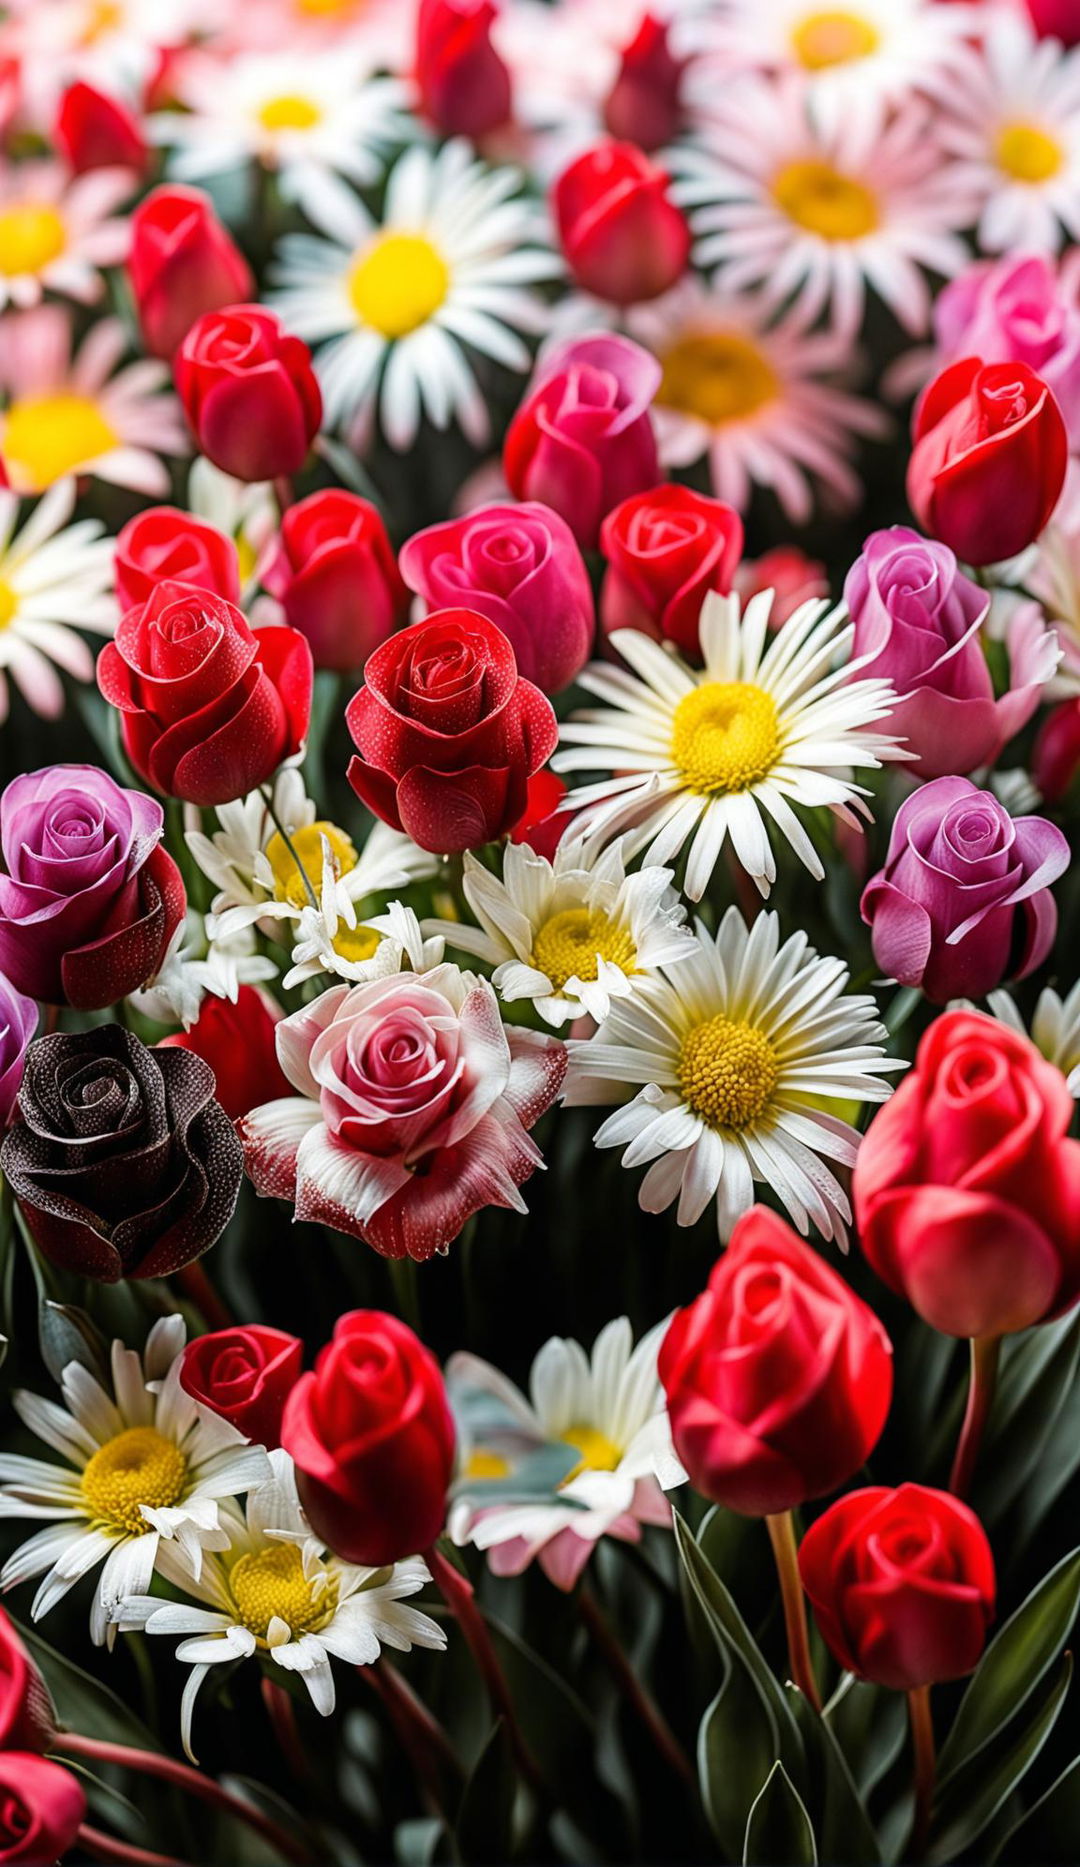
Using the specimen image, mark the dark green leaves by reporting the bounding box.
[743,1763,816,1866]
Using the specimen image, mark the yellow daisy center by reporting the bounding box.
[0,205,67,278]
[531,907,636,991]
[81,1427,188,1537]
[995,121,1063,184]
[671,680,781,795]
[348,233,450,340]
[230,1544,337,1640]
[679,1016,779,1130]
[296,0,358,14]
[791,9,879,69]
[2,393,117,492]
[267,821,357,910]
[332,922,382,965]
[0,581,17,631]
[257,94,323,132]
[560,1423,622,1484]
[772,159,879,239]
[78,0,122,44]
[656,331,779,427]
[464,1448,511,1481]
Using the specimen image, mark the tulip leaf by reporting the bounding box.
[39,1299,109,1386]
[743,1762,817,1866]
[788,1686,880,1864]
[991,1755,1080,1865]
[697,1656,778,1856]
[453,1719,515,1866]
[980,1314,1080,1526]
[824,1675,907,1799]
[928,1653,1073,1864]
[936,1546,1080,1784]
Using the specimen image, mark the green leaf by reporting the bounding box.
[937,1546,1080,1784]
[992,1756,1080,1865]
[743,1762,817,1866]
[980,1315,1080,1525]
[788,1687,879,1865]
[20,1622,163,1753]
[454,1721,515,1866]
[38,1300,109,1386]
[697,1657,778,1857]
[929,1655,1073,1864]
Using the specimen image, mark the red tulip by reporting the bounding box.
[553,140,690,307]
[415,0,512,137]
[128,185,253,361]
[174,305,322,483]
[262,489,408,673]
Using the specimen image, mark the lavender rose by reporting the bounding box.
[0,766,185,1010]
[0,975,36,1126]
[934,253,1080,446]
[861,777,1069,1003]
[845,528,1058,778]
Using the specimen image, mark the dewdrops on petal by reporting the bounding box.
[553,589,908,903]
[0,1317,271,1648]
[0,476,115,725]
[565,907,902,1244]
[985,984,1080,1096]
[0,161,132,311]
[113,1449,446,1762]
[269,139,560,450]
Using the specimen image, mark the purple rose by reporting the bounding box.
[0,974,36,1126]
[845,528,1057,777]
[861,777,1069,1003]
[399,502,595,695]
[934,254,1080,445]
[0,766,186,1011]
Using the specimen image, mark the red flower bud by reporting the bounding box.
[128,185,253,362]
[599,483,743,658]
[114,506,240,611]
[157,986,290,1120]
[0,1755,85,1865]
[175,305,322,483]
[553,140,690,307]
[0,1609,55,1754]
[180,1325,303,1449]
[415,0,512,138]
[55,81,148,175]
[603,14,686,152]
[262,490,408,673]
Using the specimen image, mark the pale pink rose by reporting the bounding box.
[239,968,566,1262]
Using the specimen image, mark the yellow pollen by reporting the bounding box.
[0,205,67,278]
[657,330,779,427]
[0,581,17,631]
[229,1544,336,1641]
[297,0,357,13]
[235,533,258,586]
[560,1423,622,1484]
[671,680,781,795]
[773,159,879,239]
[257,94,323,132]
[2,393,117,493]
[267,821,357,910]
[679,1016,779,1130]
[78,0,122,43]
[530,907,636,991]
[332,922,382,965]
[348,233,450,340]
[81,1427,188,1537]
[995,122,1063,184]
[464,1448,511,1481]
[791,9,879,69]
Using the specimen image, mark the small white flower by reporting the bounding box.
[284,881,444,990]
[129,915,278,1028]
[184,768,317,916]
[984,985,1080,1096]
[0,476,115,724]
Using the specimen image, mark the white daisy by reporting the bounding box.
[984,985,1080,1095]
[129,913,278,1029]
[0,476,115,724]
[425,837,696,1028]
[566,907,902,1244]
[270,139,560,448]
[184,766,317,918]
[282,877,445,990]
[677,76,974,338]
[447,1317,685,1592]
[553,589,908,902]
[187,457,277,606]
[0,160,131,312]
[0,1318,271,1648]
[114,1449,446,1761]
[629,275,887,524]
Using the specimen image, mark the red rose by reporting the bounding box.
[157,985,290,1120]
[1034,696,1080,804]
[907,357,1067,566]
[97,579,313,807]
[55,81,148,175]
[281,1310,457,1566]
[603,14,686,151]
[261,489,408,673]
[0,1755,85,1865]
[346,609,557,853]
[128,185,253,361]
[415,0,512,138]
[174,305,322,483]
[553,140,690,307]
[115,506,240,611]
[600,484,743,658]
[854,1009,1080,1339]
[180,1325,303,1449]
[1026,0,1080,45]
[0,1610,54,1754]
[658,1207,893,1516]
[799,1484,995,1690]
[509,768,568,860]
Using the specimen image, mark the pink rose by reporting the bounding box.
[934,254,1080,445]
[240,969,566,1262]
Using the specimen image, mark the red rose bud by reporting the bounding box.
[734,546,829,628]
[262,489,408,673]
[55,81,147,175]
[603,13,687,151]
[180,1325,303,1448]
[1034,696,1080,803]
[0,1755,85,1865]
[600,484,743,659]
[97,579,312,807]
[553,140,690,307]
[0,1609,55,1753]
[415,0,512,138]
[346,609,557,853]
[115,506,241,611]
[509,768,568,859]
[799,1484,995,1690]
[854,1009,1080,1339]
[157,985,290,1120]
[907,357,1068,566]
[658,1207,893,1516]
[1026,0,1080,45]
[281,1310,456,1566]
[175,304,322,482]
[129,185,253,362]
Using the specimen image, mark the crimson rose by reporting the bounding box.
[180,1326,303,1449]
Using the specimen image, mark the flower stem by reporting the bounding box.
[907,1684,935,1861]
[425,1543,541,1790]
[261,1677,309,1781]
[76,1825,194,1867]
[274,476,295,518]
[765,1511,821,1713]
[578,1582,693,1784]
[259,784,318,910]
[949,1334,1001,1499]
[362,1658,463,1817]
[176,1259,234,1332]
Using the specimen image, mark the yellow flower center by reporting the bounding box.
[530,907,636,991]
[671,680,781,795]
[78,0,122,44]
[772,159,879,239]
[0,581,17,631]
[2,393,117,492]
[464,1448,511,1481]
[257,94,323,132]
[791,8,879,69]
[297,0,358,13]
[332,922,382,965]
[230,1544,337,1640]
[679,1016,779,1130]
[656,331,779,427]
[0,205,67,278]
[995,121,1063,184]
[559,1423,622,1484]
[267,821,357,909]
[81,1427,188,1537]
[348,233,450,340]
